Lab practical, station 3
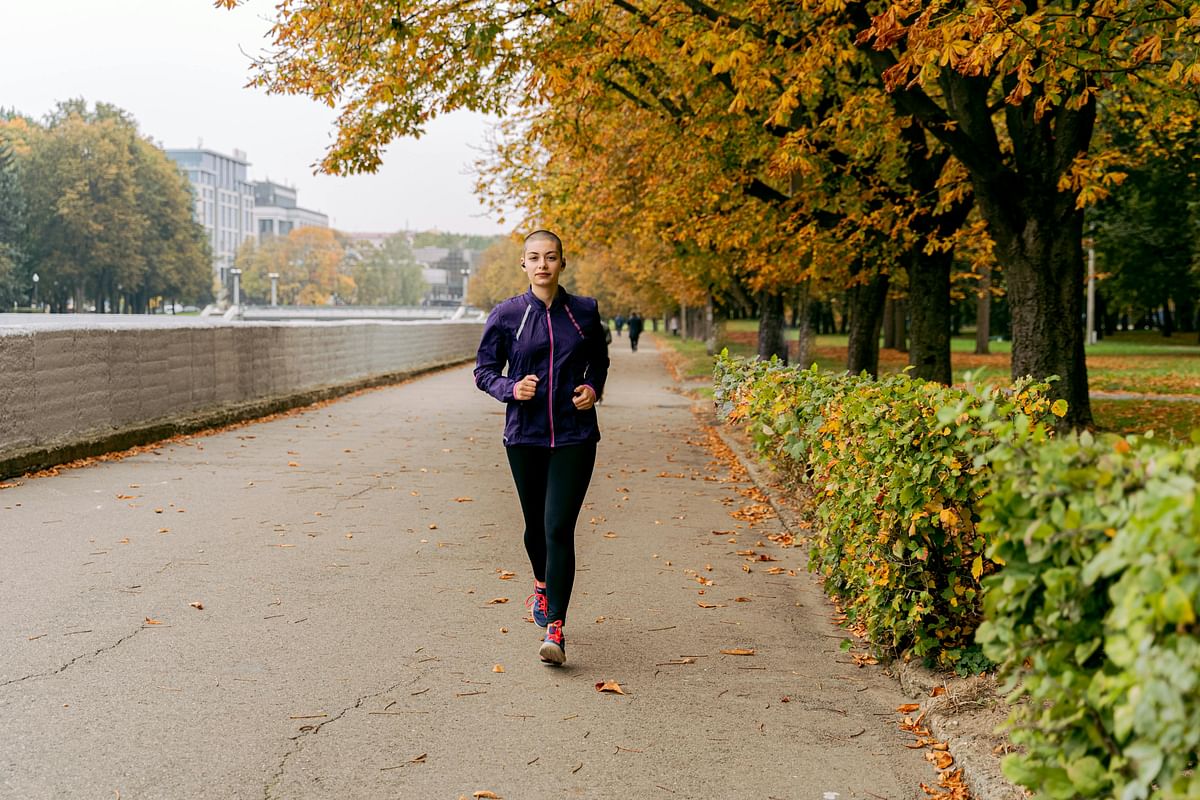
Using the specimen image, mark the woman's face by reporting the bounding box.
[521,238,565,289]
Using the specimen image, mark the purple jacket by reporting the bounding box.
[474,288,609,448]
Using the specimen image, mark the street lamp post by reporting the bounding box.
[460,268,470,306]
[269,273,279,307]
[230,268,242,308]
[31,273,39,310]
[1085,233,1097,346]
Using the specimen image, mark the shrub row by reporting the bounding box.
[979,431,1200,800]
[713,352,1061,667]
[715,352,1200,798]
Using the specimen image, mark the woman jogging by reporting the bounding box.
[473,230,609,665]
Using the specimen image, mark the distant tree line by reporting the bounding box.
[233,227,429,306]
[0,100,211,313]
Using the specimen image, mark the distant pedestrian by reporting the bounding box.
[627,311,644,352]
[474,229,609,667]
[614,314,625,337]
[669,315,679,336]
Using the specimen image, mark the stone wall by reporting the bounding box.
[0,320,483,478]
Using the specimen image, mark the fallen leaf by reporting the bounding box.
[486,598,510,604]
[756,554,779,562]
[734,597,751,603]
[500,627,509,634]
[696,601,725,609]
[704,563,713,571]
[428,523,438,530]
[116,494,136,500]
[595,680,625,695]
[720,648,755,656]
[742,564,752,573]
[765,567,787,574]
[189,602,204,610]
[287,462,299,467]
[454,497,473,503]
[603,532,618,539]
[736,549,756,556]
[497,570,516,580]
[410,753,426,763]
[695,576,714,586]
[493,665,505,673]
[930,686,947,697]
[157,528,170,533]
[144,617,162,625]
[897,703,921,713]
[154,508,164,514]
[118,538,130,544]
[473,792,502,799]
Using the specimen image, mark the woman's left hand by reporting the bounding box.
[572,385,597,410]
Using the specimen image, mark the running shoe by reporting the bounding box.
[539,620,566,665]
[525,586,550,628]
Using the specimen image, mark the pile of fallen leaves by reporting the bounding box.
[897,701,974,799]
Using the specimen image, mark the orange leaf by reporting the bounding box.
[720,648,755,656]
[473,793,502,799]
[897,703,921,713]
[454,497,474,502]
[486,598,509,605]
[696,601,725,608]
[287,461,299,467]
[144,617,162,625]
[189,602,204,610]
[595,680,625,694]
[492,664,505,673]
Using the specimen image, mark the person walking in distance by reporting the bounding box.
[614,313,625,338]
[627,311,644,352]
[474,230,609,666]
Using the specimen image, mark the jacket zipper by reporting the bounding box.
[545,307,555,448]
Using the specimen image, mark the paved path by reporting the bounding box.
[1,333,931,799]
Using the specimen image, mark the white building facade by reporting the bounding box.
[253,180,330,239]
[165,148,255,285]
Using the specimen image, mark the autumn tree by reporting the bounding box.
[236,226,354,305]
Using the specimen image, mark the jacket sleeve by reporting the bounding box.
[584,299,610,402]
[474,306,518,403]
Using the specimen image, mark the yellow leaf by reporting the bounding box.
[1051,399,1068,418]
[971,555,983,581]
[720,648,755,656]
[595,680,625,694]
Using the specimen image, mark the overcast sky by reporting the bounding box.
[1,0,509,236]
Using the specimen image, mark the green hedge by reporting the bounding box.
[716,352,1200,797]
[713,352,1060,666]
[978,432,1200,800]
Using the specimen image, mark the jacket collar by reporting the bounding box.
[525,286,567,310]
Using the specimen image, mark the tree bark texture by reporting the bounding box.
[907,248,953,383]
[892,298,908,354]
[757,290,788,363]
[845,267,889,377]
[975,266,991,355]
[882,298,896,350]
[795,280,813,367]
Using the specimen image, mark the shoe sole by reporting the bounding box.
[539,641,565,665]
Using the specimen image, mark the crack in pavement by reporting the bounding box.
[263,676,415,800]
[0,626,144,689]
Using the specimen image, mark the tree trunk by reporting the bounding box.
[1176,296,1194,333]
[977,185,1092,429]
[757,290,788,363]
[845,267,889,377]
[882,298,896,349]
[907,247,952,383]
[892,298,908,353]
[975,266,991,355]
[795,280,813,367]
[1162,299,1175,337]
[705,294,717,356]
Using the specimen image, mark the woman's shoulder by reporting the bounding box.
[564,292,601,313]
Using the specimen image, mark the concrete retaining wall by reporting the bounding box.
[0,320,483,478]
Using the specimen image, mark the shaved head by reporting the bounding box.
[524,229,564,259]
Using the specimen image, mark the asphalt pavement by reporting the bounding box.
[1,332,932,799]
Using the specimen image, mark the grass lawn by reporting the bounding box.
[657,324,1200,439]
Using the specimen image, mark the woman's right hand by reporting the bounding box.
[513,374,540,401]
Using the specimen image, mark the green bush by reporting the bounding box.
[977,431,1200,800]
[714,352,1059,666]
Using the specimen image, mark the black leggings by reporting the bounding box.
[506,441,597,625]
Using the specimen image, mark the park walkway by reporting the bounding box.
[0,333,932,799]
